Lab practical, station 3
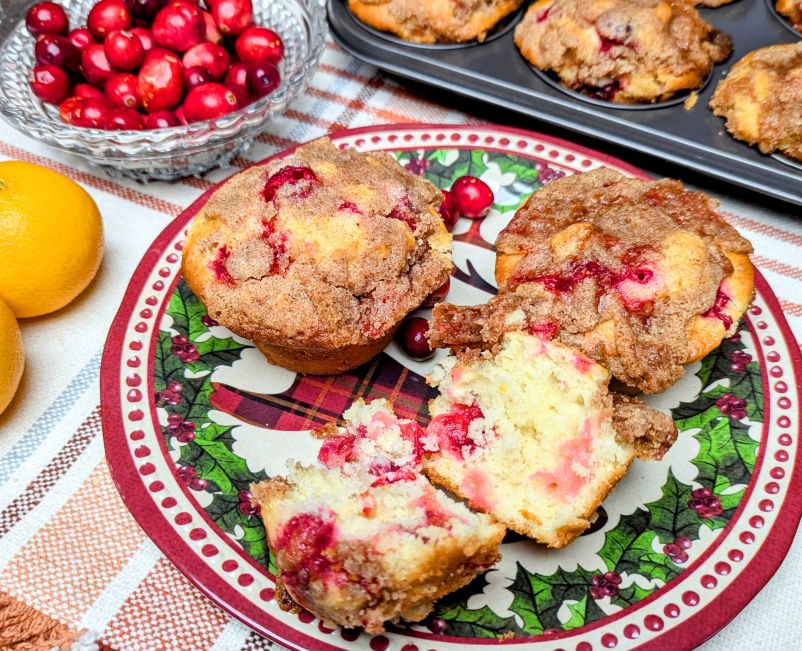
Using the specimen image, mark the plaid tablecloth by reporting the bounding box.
[1,38,801,651]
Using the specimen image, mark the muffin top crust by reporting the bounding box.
[710,43,802,162]
[514,0,732,103]
[182,137,452,350]
[430,168,753,393]
[348,0,523,44]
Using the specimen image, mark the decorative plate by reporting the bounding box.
[102,124,802,651]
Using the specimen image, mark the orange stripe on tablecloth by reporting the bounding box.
[0,461,146,624]
[724,212,802,248]
[0,141,182,216]
[779,299,802,318]
[101,558,229,651]
[306,86,426,125]
[752,255,802,283]
[0,408,100,537]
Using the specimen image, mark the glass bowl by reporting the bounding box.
[0,0,327,181]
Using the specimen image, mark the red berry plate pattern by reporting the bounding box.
[101,124,802,651]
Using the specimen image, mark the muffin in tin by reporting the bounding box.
[514,0,733,104]
[776,0,802,29]
[429,168,754,394]
[348,0,523,44]
[710,43,802,162]
[182,137,452,375]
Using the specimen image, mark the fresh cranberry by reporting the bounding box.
[73,82,107,102]
[35,34,80,73]
[26,2,69,37]
[450,175,494,219]
[201,10,223,44]
[152,1,206,53]
[104,29,144,70]
[105,106,144,129]
[422,277,450,307]
[58,95,83,123]
[81,44,115,86]
[125,0,164,20]
[143,45,175,63]
[182,82,238,121]
[438,188,459,230]
[30,64,71,104]
[246,61,280,98]
[175,104,188,124]
[138,51,185,111]
[210,0,253,36]
[144,109,179,128]
[182,42,229,80]
[184,65,211,89]
[67,27,94,53]
[71,97,108,128]
[223,61,250,105]
[105,72,140,108]
[263,165,318,202]
[130,27,154,52]
[87,0,132,41]
[235,26,283,64]
[397,317,433,361]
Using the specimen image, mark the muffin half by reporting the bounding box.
[182,137,452,375]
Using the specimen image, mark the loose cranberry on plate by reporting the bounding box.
[35,34,80,73]
[201,10,223,44]
[138,51,185,111]
[182,82,238,121]
[105,72,141,108]
[68,27,94,53]
[184,65,212,89]
[71,97,108,127]
[125,0,164,20]
[210,0,253,36]
[422,277,450,307]
[397,317,434,361]
[81,43,115,86]
[246,61,280,98]
[450,175,494,219]
[30,64,71,104]
[26,2,69,37]
[224,61,250,105]
[438,188,459,230]
[152,2,206,53]
[87,0,132,41]
[104,30,144,70]
[182,42,230,80]
[235,26,283,64]
[130,27,155,52]
[144,109,179,128]
[73,82,107,102]
[105,106,144,129]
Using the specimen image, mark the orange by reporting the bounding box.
[0,296,24,415]
[0,161,104,318]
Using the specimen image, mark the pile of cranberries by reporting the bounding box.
[26,0,283,130]
[395,173,494,362]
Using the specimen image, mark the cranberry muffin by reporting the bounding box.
[348,0,523,44]
[252,399,505,632]
[776,0,802,29]
[710,43,802,162]
[423,331,676,548]
[514,0,733,104]
[429,169,754,394]
[183,138,452,375]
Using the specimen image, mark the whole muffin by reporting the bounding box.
[182,138,452,375]
[429,169,754,394]
[710,43,802,162]
[514,0,732,104]
[776,0,802,29]
[348,0,523,44]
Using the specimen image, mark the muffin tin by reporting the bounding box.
[328,0,802,206]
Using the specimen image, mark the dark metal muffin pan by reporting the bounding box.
[328,0,802,206]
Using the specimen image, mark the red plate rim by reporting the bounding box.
[101,123,802,650]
